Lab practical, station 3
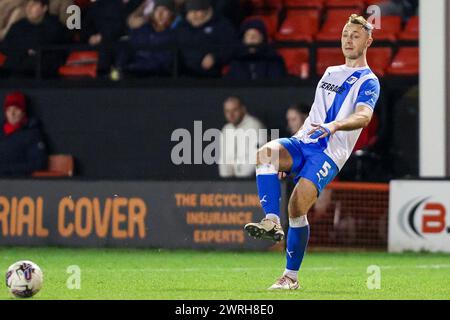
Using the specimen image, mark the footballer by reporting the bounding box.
[244,14,381,290]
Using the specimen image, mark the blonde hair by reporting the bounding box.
[347,14,374,35]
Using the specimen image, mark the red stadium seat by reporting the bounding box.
[354,112,378,151]
[33,155,75,177]
[222,64,231,76]
[275,9,319,42]
[0,52,6,67]
[65,51,99,65]
[243,0,282,12]
[283,0,324,9]
[58,51,99,78]
[365,0,388,6]
[326,0,365,9]
[386,47,419,76]
[366,47,392,77]
[371,16,402,42]
[266,0,283,9]
[316,47,344,75]
[74,0,92,8]
[243,13,279,39]
[316,8,362,41]
[398,16,419,41]
[278,48,310,78]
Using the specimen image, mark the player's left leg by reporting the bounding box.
[269,178,317,290]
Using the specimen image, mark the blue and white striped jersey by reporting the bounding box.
[294,64,381,169]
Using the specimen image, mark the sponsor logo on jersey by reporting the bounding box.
[365,90,378,98]
[346,76,358,84]
[320,81,345,94]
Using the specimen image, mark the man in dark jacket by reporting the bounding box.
[82,0,141,74]
[178,0,243,27]
[1,0,68,77]
[226,19,286,80]
[177,0,237,78]
[0,91,48,177]
[116,0,177,77]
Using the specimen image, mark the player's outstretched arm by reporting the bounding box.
[308,105,373,139]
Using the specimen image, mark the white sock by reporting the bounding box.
[283,269,298,281]
[289,216,309,228]
[265,213,280,224]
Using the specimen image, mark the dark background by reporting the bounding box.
[0,77,417,180]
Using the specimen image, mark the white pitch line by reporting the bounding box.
[54,264,450,273]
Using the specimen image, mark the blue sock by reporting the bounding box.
[285,216,310,280]
[256,164,280,220]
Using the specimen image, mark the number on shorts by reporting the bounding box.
[316,161,332,181]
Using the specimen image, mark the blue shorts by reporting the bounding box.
[278,137,339,195]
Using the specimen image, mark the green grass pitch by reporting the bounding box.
[1,247,449,300]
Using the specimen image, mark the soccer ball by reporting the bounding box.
[5,260,43,298]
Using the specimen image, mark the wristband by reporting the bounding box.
[310,125,331,139]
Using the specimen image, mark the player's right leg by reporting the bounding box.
[244,140,293,242]
[269,148,339,290]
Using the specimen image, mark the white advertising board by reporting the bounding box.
[389,180,450,252]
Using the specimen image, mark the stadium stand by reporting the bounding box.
[0,0,420,79]
[277,48,310,77]
[366,47,393,77]
[277,48,310,78]
[398,15,419,41]
[316,8,363,41]
[371,15,402,42]
[0,0,419,180]
[316,47,344,75]
[325,0,365,9]
[283,0,324,9]
[243,12,279,40]
[275,9,320,42]
[386,47,419,75]
[265,0,283,9]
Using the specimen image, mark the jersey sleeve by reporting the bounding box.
[355,78,380,110]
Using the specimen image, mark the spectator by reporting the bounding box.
[286,103,310,136]
[210,0,242,28]
[0,0,73,41]
[115,0,177,77]
[0,0,26,41]
[177,0,237,78]
[1,0,69,77]
[128,0,183,30]
[81,0,140,73]
[129,0,159,30]
[49,0,74,25]
[226,19,286,80]
[0,91,47,177]
[177,0,242,27]
[219,96,265,178]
